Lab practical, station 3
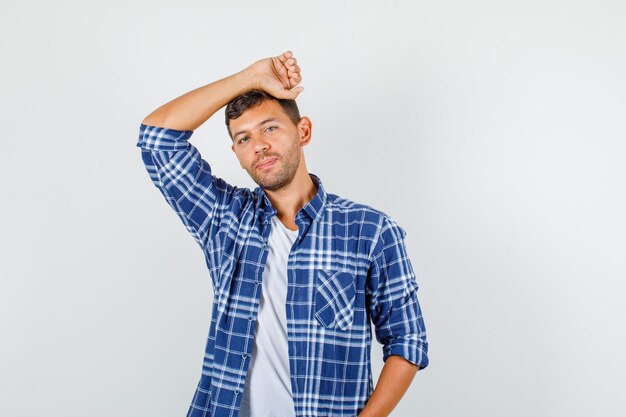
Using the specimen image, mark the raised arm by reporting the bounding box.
[136,51,303,277]
[142,50,303,131]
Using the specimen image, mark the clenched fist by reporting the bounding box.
[245,50,304,100]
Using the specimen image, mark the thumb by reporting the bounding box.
[279,85,304,100]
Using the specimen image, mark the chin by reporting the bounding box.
[258,175,292,191]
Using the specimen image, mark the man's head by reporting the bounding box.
[225,89,300,138]
[225,90,312,191]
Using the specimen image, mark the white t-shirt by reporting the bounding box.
[239,215,299,417]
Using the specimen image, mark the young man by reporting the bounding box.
[136,51,429,417]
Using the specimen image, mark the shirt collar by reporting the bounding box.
[254,173,327,225]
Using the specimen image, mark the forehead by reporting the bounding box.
[229,100,291,132]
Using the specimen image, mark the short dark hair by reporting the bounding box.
[225,89,301,139]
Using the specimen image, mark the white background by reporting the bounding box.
[1,1,625,416]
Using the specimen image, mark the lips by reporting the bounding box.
[256,157,277,169]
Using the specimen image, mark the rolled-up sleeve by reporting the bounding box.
[136,123,236,250]
[367,217,429,369]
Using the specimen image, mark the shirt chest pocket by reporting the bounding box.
[314,269,356,330]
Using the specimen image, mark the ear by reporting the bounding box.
[297,116,313,146]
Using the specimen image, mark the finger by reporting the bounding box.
[272,84,304,100]
[272,59,291,86]
[291,85,304,97]
[278,50,292,62]
[288,72,300,85]
[288,75,302,89]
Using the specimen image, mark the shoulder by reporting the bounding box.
[210,178,256,214]
[324,192,406,240]
[326,192,386,219]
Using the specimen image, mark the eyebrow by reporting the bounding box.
[233,118,280,140]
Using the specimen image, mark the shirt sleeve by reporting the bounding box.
[136,123,238,250]
[367,217,429,369]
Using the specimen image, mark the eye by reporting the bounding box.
[238,136,249,144]
[265,126,277,132]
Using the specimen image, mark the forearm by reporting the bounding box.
[142,68,256,131]
[358,355,420,417]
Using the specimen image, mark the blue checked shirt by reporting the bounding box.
[136,123,429,417]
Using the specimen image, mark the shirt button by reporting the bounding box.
[242,353,248,359]
[234,390,239,395]
[248,316,254,321]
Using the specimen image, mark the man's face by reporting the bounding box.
[230,100,308,191]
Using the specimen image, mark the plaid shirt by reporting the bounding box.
[136,123,429,417]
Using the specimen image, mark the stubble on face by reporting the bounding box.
[248,135,301,191]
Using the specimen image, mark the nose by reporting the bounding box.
[254,137,270,153]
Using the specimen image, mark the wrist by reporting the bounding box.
[238,66,260,91]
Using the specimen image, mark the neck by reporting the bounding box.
[263,167,317,230]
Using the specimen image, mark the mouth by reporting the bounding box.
[256,157,278,170]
